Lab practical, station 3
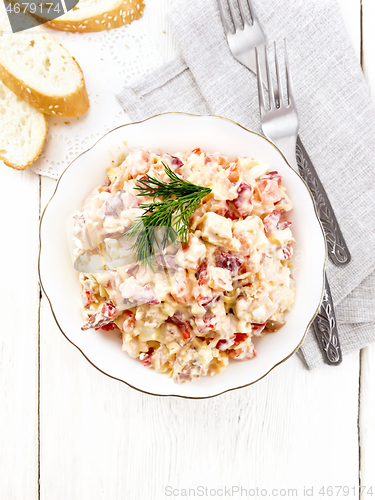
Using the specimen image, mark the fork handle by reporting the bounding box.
[295,136,351,266]
[312,273,342,365]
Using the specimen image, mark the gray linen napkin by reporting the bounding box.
[117,0,375,368]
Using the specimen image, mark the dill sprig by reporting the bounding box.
[125,163,211,267]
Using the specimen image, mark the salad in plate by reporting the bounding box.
[71,147,296,383]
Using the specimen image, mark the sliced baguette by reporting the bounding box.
[0,32,89,117]
[0,79,47,170]
[45,0,144,32]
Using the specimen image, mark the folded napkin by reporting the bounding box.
[117,0,375,368]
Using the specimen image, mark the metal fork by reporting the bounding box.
[217,0,266,75]
[256,42,299,170]
[217,0,344,365]
[217,0,351,268]
[255,41,342,365]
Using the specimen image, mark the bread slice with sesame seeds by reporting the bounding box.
[0,79,47,170]
[44,0,144,33]
[0,31,89,117]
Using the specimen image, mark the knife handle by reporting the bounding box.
[312,273,342,365]
[296,136,351,266]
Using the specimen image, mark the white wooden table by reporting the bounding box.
[1,1,375,499]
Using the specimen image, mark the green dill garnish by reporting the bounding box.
[125,162,211,268]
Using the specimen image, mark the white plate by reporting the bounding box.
[39,113,326,399]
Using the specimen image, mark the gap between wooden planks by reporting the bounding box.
[359,0,375,493]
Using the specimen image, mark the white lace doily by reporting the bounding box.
[29,22,163,179]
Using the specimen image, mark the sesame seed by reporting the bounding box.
[27,88,31,93]
[49,105,53,109]
[54,105,59,108]
[51,110,56,114]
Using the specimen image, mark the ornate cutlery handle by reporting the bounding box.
[296,136,351,266]
[312,273,342,365]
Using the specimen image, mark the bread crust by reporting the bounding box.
[0,56,89,118]
[1,114,47,171]
[45,0,144,32]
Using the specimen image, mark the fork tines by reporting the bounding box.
[255,40,295,111]
[217,0,255,33]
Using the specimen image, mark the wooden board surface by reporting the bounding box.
[0,169,39,499]
[0,1,374,499]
